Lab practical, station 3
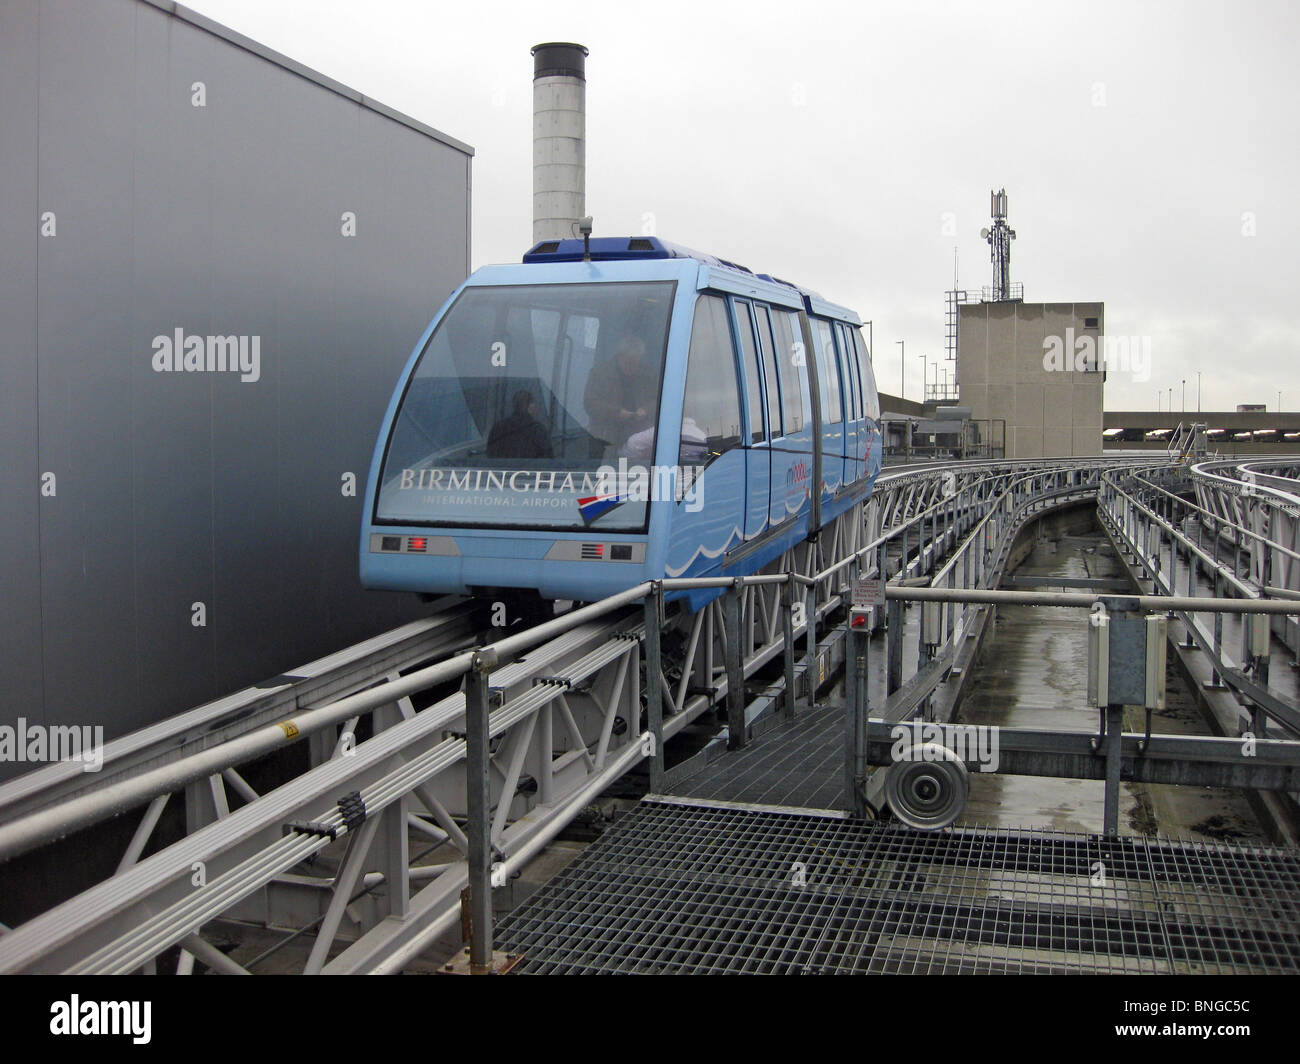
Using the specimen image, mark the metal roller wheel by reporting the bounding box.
[883,743,969,830]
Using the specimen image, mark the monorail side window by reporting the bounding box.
[853,328,881,420]
[754,304,784,439]
[772,311,806,434]
[813,318,843,424]
[835,323,859,421]
[732,299,766,444]
[854,328,867,416]
[681,294,742,466]
[846,328,862,421]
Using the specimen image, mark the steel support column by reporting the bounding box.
[465,654,494,971]
[724,581,746,749]
[643,584,665,791]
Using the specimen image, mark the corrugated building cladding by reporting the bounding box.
[0,0,472,773]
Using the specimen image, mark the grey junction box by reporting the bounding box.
[1088,612,1167,709]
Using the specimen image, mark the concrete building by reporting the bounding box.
[956,300,1105,459]
[0,0,472,775]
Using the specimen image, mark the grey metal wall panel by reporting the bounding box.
[126,3,221,721]
[37,0,143,729]
[270,101,384,670]
[271,109,472,665]
[201,13,324,689]
[0,0,45,732]
[0,0,471,775]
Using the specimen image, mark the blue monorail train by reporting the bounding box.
[360,236,882,610]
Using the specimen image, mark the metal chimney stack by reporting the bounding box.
[531,42,588,244]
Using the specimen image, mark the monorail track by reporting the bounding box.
[0,454,1203,973]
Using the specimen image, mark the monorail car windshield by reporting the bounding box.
[374,280,676,533]
[361,236,882,607]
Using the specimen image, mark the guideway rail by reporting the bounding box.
[845,458,1300,845]
[4,454,1279,974]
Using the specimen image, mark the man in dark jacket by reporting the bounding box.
[486,390,553,459]
[584,336,653,458]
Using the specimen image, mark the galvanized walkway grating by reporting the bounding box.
[496,796,1300,974]
[672,703,847,809]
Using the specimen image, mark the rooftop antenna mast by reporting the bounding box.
[980,188,1016,301]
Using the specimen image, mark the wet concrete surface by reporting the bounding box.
[958,529,1269,842]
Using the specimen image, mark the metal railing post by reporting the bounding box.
[1103,702,1124,838]
[804,570,819,708]
[465,650,495,972]
[876,542,889,630]
[886,594,904,695]
[643,584,665,791]
[724,579,746,749]
[1175,512,1185,593]
[1206,574,1227,690]
[945,569,956,640]
[846,610,870,818]
[780,577,798,718]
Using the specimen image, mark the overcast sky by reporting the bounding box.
[187,0,1299,414]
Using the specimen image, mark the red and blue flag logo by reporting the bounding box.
[577,493,623,523]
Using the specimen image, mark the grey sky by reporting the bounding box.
[187,0,1300,413]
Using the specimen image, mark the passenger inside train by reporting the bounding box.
[486,389,553,459]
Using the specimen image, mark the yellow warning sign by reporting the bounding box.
[277,720,300,740]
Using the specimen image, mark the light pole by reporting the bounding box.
[1197,371,1202,412]
[897,340,905,401]
[917,354,926,402]
[1181,378,1185,412]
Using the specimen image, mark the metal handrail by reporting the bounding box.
[1131,468,1300,564]
[0,460,1177,860]
[7,451,1300,973]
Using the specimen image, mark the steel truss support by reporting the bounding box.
[0,455,1190,973]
